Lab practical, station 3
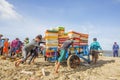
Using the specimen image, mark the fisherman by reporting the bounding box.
[15,35,42,67]
[90,38,102,64]
[54,35,74,73]
[113,42,119,57]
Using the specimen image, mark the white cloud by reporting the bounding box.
[0,0,22,20]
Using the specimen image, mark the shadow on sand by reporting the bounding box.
[32,58,115,76]
[62,59,115,74]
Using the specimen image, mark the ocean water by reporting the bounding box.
[103,50,120,57]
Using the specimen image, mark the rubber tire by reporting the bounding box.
[67,54,80,69]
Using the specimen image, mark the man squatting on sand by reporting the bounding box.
[15,35,44,67]
[54,35,74,73]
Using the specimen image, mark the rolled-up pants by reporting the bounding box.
[22,48,29,62]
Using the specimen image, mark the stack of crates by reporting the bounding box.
[44,27,89,62]
[58,27,65,36]
[79,33,89,46]
[45,30,58,57]
[57,27,68,47]
[58,33,68,46]
[68,31,80,47]
[68,31,80,54]
[68,31,89,55]
[79,33,89,55]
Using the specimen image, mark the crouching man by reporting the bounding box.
[15,35,42,67]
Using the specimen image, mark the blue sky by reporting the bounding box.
[0,0,120,50]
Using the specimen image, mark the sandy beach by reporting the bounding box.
[0,55,120,80]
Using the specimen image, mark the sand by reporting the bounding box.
[0,56,120,80]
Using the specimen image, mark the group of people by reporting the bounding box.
[0,34,43,65]
[1,33,119,74]
[90,38,120,65]
[0,34,30,57]
[0,34,78,73]
[15,35,44,67]
[0,33,103,74]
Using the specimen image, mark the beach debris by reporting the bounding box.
[42,68,46,76]
[108,77,117,80]
[20,70,33,75]
[99,53,103,56]
[35,71,43,77]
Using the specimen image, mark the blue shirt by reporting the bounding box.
[113,44,119,51]
[90,41,102,51]
[0,39,4,47]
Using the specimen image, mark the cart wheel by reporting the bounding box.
[67,54,80,69]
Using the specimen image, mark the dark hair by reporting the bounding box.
[25,37,29,40]
[36,35,42,40]
[16,38,19,40]
[6,38,9,40]
[93,38,97,41]
[0,34,3,37]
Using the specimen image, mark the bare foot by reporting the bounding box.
[15,61,20,67]
[15,61,19,67]
[54,70,58,74]
[32,61,35,64]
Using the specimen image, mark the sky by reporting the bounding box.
[0,0,120,50]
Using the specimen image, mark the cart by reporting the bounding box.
[45,27,90,68]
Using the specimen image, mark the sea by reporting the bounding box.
[103,50,120,57]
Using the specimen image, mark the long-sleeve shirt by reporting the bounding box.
[10,40,19,48]
[61,40,73,50]
[113,44,119,51]
[90,41,102,51]
[0,39,4,47]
